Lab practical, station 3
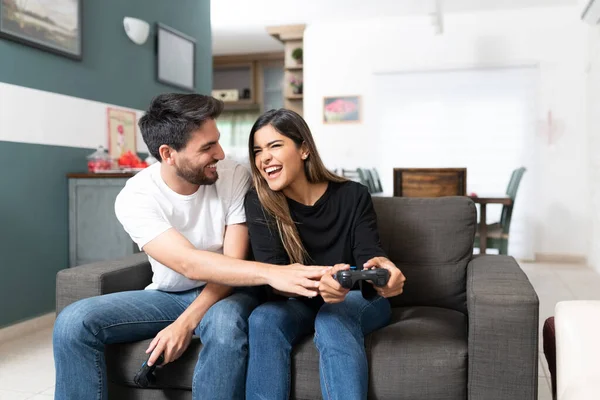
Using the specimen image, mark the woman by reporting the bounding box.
[244,108,406,400]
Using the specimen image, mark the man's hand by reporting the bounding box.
[146,320,193,366]
[319,264,351,303]
[363,257,406,298]
[266,264,331,297]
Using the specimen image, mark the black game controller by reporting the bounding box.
[334,268,390,289]
[133,353,164,388]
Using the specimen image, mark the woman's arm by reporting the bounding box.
[351,186,388,266]
[352,187,406,298]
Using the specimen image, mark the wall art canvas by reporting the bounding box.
[323,95,361,124]
[107,107,137,159]
[0,0,82,60]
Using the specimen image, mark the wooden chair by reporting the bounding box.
[393,168,467,197]
[473,167,526,255]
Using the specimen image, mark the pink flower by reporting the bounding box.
[117,125,124,134]
[325,99,357,113]
[289,76,303,87]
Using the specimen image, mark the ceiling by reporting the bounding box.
[210,0,579,55]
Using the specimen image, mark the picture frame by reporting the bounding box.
[0,0,83,60]
[156,23,196,92]
[323,95,362,124]
[106,107,137,159]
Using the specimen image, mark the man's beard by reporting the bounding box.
[175,161,218,186]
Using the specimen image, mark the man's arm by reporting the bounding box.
[142,228,326,296]
[146,224,249,366]
[170,223,248,332]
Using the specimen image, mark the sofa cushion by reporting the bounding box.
[107,306,467,400]
[372,197,476,313]
[367,306,467,400]
[291,306,468,400]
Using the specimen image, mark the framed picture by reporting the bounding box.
[0,0,82,60]
[107,107,137,159]
[156,23,196,91]
[323,95,362,124]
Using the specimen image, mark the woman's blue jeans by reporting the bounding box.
[245,291,391,400]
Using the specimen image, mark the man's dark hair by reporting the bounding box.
[139,93,224,161]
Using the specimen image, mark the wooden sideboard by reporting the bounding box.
[393,168,467,197]
[68,173,140,267]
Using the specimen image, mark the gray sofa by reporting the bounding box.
[55,196,539,400]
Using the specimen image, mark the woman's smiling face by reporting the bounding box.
[252,124,307,192]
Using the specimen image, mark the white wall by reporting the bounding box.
[369,67,538,260]
[587,24,600,272]
[304,6,590,260]
[0,82,146,153]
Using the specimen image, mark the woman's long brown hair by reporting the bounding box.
[248,109,346,264]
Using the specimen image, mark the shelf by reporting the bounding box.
[222,101,261,111]
[285,94,303,100]
[286,65,303,71]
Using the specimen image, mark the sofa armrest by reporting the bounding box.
[466,255,539,400]
[56,253,152,315]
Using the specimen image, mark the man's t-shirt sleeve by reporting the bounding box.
[226,164,252,226]
[114,188,172,250]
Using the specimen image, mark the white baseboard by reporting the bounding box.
[0,312,55,344]
[534,253,588,265]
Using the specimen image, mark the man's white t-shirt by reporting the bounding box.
[114,159,251,292]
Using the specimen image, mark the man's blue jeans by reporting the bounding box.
[53,286,260,400]
[246,291,391,400]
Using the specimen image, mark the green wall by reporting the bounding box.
[0,0,212,109]
[0,0,212,328]
[0,142,92,327]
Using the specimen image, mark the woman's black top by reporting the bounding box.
[244,180,387,306]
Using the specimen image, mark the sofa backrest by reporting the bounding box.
[371,196,476,314]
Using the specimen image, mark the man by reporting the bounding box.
[53,93,329,400]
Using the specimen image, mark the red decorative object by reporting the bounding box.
[118,150,148,169]
[86,146,112,173]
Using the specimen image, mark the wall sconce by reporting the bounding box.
[123,17,150,45]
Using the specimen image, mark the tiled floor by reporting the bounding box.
[519,261,600,400]
[0,326,54,399]
[0,261,599,400]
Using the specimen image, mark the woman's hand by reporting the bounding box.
[146,320,194,366]
[363,257,406,298]
[319,264,351,303]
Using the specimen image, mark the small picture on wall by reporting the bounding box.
[0,0,82,60]
[323,95,361,124]
[107,107,137,159]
